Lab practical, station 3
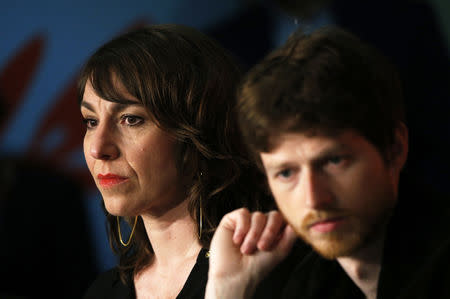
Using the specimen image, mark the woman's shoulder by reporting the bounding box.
[83,268,134,299]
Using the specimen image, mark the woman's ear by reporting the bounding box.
[388,121,409,177]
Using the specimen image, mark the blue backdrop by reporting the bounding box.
[0,1,448,298]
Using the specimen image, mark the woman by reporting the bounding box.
[79,24,272,298]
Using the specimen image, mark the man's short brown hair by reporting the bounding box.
[237,26,405,161]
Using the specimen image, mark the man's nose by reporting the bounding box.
[301,169,334,209]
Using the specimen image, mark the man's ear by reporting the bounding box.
[387,122,409,176]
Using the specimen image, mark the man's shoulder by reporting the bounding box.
[256,241,364,299]
[387,236,450,298]
[379,175,450,298]
[280,250,365,299]
[252,240,311,299]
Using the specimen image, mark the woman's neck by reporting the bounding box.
[141,199,202,268]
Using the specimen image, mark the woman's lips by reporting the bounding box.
[309,216,347,233]
[97,173,128,187]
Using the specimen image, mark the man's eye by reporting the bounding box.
[324,155,350,171]
[328,156,342,165]
[83,118,97,129]
[277,169,293,179]
[121,115,144,126]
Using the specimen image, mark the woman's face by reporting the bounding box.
[80,81,185,216]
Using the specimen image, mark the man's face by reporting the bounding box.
[261,131,399,259]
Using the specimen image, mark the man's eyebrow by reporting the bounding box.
[264,161,298,172]
[263,143,349,170]
[310,144,348,160]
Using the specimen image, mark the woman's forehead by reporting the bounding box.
[88,73,142,105]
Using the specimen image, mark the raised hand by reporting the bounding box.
[205,208,297,299]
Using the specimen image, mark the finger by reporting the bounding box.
[240,212,267,255]
[222,208,251,246]
[257,211,285,251]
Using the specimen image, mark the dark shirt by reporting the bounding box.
[84,240,309,299]
[281,176,450,298]
[253,240,311,298]
[83,248,209,299]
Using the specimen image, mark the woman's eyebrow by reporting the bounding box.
[80,100,142,113]
[80,101,94,112]
[108,102,142,114]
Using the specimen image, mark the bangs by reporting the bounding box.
[78,37,149,107]
[83,51,143,106]
[89,66,139,106]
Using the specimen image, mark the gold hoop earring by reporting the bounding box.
[117,216,138,247]
[198,199,203,240]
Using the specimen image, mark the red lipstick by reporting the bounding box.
[97,173,128,187]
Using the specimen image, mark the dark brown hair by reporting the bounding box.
[78,24,271,283]
[237,26,405,164]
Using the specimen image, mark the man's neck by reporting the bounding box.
[337,231,386,299]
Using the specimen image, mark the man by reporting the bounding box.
[205,27,450,299]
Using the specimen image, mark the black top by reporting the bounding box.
[83,248,209,299]
[84,240,309,299]
[281,176,450,298]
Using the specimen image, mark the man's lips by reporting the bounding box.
[308,216,347,233]
[97,173,128,187]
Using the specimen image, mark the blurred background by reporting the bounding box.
[1,0,449,297]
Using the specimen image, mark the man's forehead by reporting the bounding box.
[267,130,349,151]
[260,130,366,165]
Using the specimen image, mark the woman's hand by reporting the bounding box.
[205,208,297,299]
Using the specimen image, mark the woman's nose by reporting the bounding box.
[88,125,120,160]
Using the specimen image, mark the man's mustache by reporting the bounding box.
[302,210,350,228]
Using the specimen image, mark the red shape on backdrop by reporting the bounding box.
[0,35,45,131]
[28,78,94,187]
[1,20,151,188]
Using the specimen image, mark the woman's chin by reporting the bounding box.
[103,198,133,217]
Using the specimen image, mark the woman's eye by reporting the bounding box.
[121,115,144,126]
[83,118,97,129]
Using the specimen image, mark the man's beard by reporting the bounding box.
[290,208,393,260]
